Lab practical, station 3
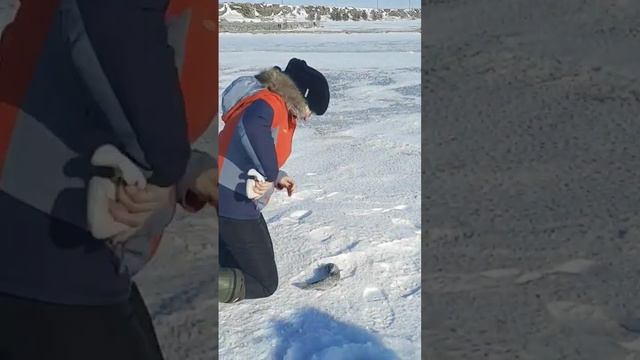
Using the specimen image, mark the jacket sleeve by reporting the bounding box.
[240,100,279,182]
[74,0,190,187]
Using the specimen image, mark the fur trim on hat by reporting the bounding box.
[256,68,309,118]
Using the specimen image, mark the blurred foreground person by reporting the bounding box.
[0,0,217,359]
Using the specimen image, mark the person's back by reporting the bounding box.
[0,0,218,306]
[0,1,217,359]
[0,0,135,305]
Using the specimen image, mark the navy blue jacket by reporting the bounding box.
[0,0,193,305]
[218,99,279,219]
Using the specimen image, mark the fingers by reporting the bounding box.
[117,185,159,213]
[255,181,271,191]
[207,168,218,183]
[273,176,297,197]
[124,185,159,203]
[253,181,272,196]
[279,177,296,196]
[287,182,296,197]
[190,169,218,205]
[202,175,217,194]
[253,187,267,196]
[203,185,218,208]
[105,183,174,244]
[108,199,149,228]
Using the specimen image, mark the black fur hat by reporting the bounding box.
[282,58,330,116]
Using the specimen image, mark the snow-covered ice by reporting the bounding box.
[0,4,420,358]
[219,25,421,360]
[306,20,420,33]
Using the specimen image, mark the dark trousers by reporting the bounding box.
[219,214,279,299]
[0,283,164,360]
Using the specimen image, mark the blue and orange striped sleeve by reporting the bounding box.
[241,99,279,182]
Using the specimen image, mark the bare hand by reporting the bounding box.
[253,180,273,197]
[191,168,218,208]
[109,183,173,228]
[276,176,296,197]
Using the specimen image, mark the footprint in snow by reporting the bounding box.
[266,212,285,224]
[351,205,409,216]
[515,259,597,285]
[362,287,395,331]
[546,301,618,331]
[350,208,385,216]
[309,226,334,242]
[289,210,312,221]
[391,218,419,229]
[288,190,318,201]
[373,262,391,273]
[316,192,340,201]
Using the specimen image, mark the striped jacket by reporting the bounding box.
[0,0,217,305]
[218,68,309,219]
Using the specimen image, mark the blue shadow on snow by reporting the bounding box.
[271,307,399,360]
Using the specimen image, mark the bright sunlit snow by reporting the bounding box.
[219,24,421,360]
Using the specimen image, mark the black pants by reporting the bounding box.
[219,214,279,299]
[0,283,164,360]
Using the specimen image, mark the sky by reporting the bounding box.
[219,0,419,9]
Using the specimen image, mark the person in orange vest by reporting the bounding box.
[218,58,330,303]
[0,0,217,359]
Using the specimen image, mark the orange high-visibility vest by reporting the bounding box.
[219,88,297,173]
[166,0,218,142]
